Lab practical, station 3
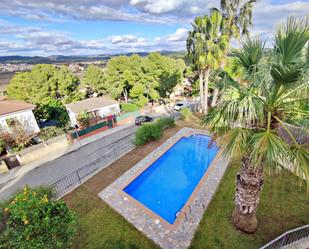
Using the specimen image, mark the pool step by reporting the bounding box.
[186,137,217,148]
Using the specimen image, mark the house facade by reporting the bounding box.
[65,96,120,127]
[0,98,40,134]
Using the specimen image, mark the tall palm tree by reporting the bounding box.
[221,0,256,37]
[210,0,257,107]
[186,9,229,114]
[204,17,309,233]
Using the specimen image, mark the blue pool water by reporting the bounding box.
[123,134,218,224]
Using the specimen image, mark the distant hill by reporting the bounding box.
[0,51,185,64]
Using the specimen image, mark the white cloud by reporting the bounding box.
[0,20,187,56]
[165,28,188,42]
[107,35,146,44]
[0,0,308,55]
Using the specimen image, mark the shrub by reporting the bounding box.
[180,107,192,120]
[134,117,175,146]
[77,111,91,128]
[135,123,162,145]
[156,117,175,130]
[39,126,65,141]
[0,137,4,153]
[120,103,139,113]
[0,186,76,249]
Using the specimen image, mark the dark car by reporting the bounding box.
[135,115,153,125]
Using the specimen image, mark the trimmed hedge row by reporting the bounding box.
[120,103,139,113]
[134,117,175,146]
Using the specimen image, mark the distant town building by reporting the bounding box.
[65,96,120,127]
[0,98,40,134]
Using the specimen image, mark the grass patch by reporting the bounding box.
[120,103,139,113]
[190,164,309,249]
[64,118,309,249]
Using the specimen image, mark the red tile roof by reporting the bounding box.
[0,99,36,116]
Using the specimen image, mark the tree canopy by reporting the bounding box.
[104,53,185,106]
[7,64,83,125]
[82,65,107,96]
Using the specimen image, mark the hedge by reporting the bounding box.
[134,117,175,146]
[120,103,139,113]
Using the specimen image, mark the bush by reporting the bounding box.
[135,123,163,145]
[39,126,65,141]
[0,138,4,154]
[156,117,175,130]
[77,111,91,128]
[180,107,192,120]
[134,118,175,146]
[120,103,139,113]
[0,186,76,249]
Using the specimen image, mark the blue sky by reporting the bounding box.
[0,0,308,56]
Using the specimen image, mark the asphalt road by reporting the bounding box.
[0,124,137,201]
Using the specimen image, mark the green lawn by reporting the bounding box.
[190,164,309,249]
[66,159,309,249]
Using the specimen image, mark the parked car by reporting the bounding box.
[173,101,189,111]
[135,115,154,125]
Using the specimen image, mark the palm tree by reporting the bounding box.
[221,0,256,37]
[204,17,309,233]
[186,9,229,114]
[210,0,257,107]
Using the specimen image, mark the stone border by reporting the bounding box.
[99,127,229,249]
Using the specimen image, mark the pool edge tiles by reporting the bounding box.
[99,127,229,249]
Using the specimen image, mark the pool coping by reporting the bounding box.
[98,127,229,249]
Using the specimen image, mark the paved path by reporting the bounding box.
[0,124,137,201]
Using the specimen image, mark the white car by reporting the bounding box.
[173,102,189,111]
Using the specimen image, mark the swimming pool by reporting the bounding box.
[123,134,218,224]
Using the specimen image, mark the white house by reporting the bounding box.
[65,96,120,127]
[0,98,40,134]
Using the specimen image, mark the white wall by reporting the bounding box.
[0,109,40,134]
[98,104,120,117]
[68,103,120,127]
[67,109,77,127]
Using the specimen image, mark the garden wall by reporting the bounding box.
[116,111,141,125]
[18,134,69,165]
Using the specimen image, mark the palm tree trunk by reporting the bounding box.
[232,156,264,233]
[203,68,210,114]
[211,88,219,107]
[199,71,204,113]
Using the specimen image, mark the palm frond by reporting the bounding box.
[203,107,229,135]
[232,37,265,75]
[219,128,253,161]
[220,84,265,127]
[289,147,309,187]
[249,131,290,168]
[275,17,309,66]
[271,17,309,86]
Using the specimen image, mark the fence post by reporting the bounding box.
[77,171,82,184]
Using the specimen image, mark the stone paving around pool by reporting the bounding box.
[98,127,229,249]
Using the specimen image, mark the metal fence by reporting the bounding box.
[260,224,309,249]
[50,133,135,199]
